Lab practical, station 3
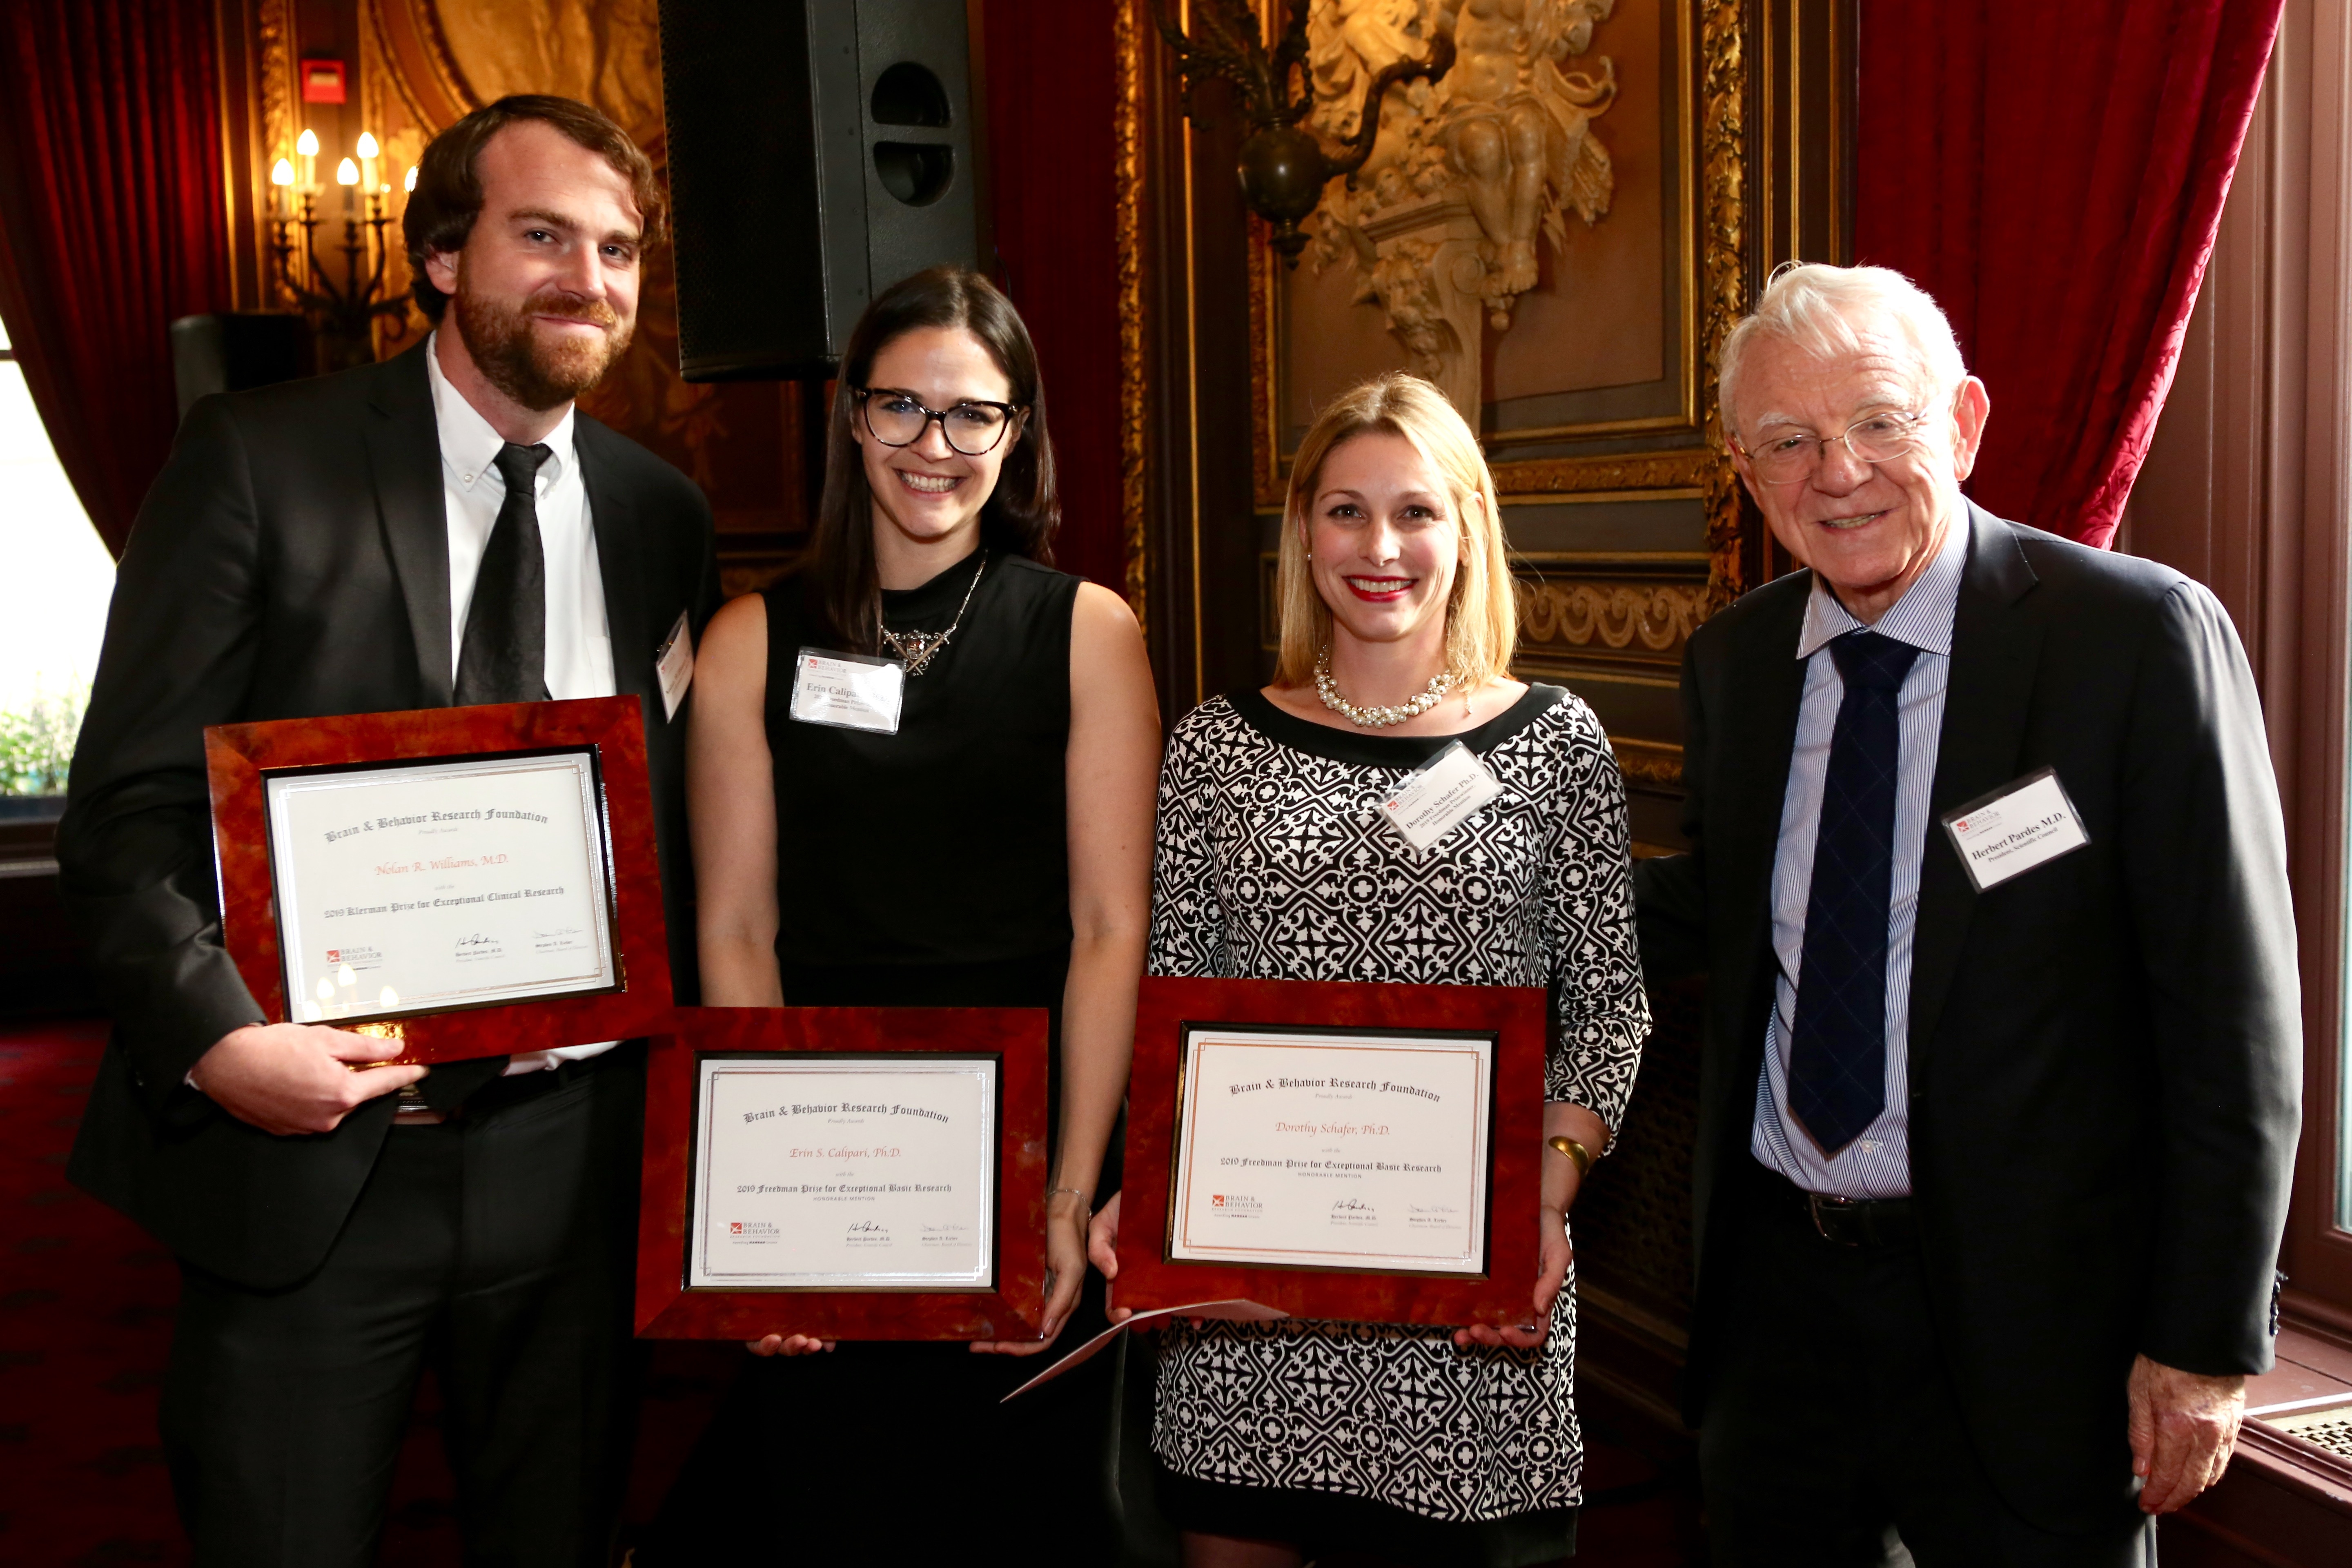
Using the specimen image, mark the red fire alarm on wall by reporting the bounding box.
[301,58,346,105]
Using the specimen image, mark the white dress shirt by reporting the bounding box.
[426,333,617,1074]
[1749,514,1968,1198]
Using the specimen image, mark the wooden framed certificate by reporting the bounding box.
[635,1006,1052,1342]
[205,697,675,1065]
[1117,976,1548,1328]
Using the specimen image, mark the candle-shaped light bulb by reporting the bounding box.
[336,158,359,186]
[404,165,418,193]
[271,158,295,186]
[355,131,379,158]
[296,128,320,156]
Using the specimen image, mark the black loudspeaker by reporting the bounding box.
[659,0,982,381]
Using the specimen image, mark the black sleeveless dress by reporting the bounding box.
[642,548,1116,1565]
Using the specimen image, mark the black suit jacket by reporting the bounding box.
[61,341,719,1290]
[1635,503,2300,1531]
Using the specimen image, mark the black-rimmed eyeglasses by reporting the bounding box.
[855,387,1024,457]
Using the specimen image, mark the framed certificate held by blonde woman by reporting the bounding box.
[1118,974,1547,1327]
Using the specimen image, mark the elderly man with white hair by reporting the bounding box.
[1635,262,2300,1565]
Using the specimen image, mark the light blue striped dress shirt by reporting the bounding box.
[1751,517,1968,1199]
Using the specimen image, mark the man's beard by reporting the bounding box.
[450,274,633,412]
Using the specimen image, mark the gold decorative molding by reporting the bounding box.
[1516,578,1709,659]
[1492,448,1717,496]
[256,0,293,178]
[1116,0,1150,632]
[369,0,480,129]
[1610,736,1685,788]
[1699,0,1748,610]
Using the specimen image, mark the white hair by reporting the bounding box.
[1718,262,1968,434]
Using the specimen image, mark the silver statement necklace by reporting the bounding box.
[880,553,987,677]
[1314,646,1457,728]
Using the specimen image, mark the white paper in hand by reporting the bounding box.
[655,610,694,721]
[1378,741,1502,852]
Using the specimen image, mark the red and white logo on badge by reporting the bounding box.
[729,1221,743,1234]
[326,949,340,963]
[1211,1195,1226,1208]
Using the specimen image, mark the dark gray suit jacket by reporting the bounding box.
[1635,502,2300,1531]
[61,341,719,1290]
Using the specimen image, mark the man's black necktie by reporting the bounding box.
[1787,628,1920,1158]
[433,443,551,1105]
[454,442,552,706]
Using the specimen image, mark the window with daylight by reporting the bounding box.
[0,310,114,808]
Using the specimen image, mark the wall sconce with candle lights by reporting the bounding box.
[1148,0,1453,266]
[268,126,415,372]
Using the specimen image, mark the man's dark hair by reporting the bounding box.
[402,94,668,323]
[803,266,1061,653]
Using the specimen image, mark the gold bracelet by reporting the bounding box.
[1547,1136,1594,1179]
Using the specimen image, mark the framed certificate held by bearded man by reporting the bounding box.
[204,696,677,1064]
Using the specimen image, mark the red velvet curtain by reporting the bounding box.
[1855,0,2282,548]
[0,0,232,560]
[980,0,1124,595]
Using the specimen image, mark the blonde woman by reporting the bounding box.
[1091,372,1650,1567]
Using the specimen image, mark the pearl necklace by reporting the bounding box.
[1314,647,1457,728]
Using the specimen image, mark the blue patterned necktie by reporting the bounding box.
[1788,628,1920,1158]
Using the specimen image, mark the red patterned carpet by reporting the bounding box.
[0,1018,1696,1566]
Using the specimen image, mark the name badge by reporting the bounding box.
[654,610,694,722]
[791,647,904,735]
[1940,768,2089,891]
[1378,741,1501,852]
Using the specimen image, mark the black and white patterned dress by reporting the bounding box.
[1147,686,1650,1526]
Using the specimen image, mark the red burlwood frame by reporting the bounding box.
[635,1006,1052,1341]
[1117,975,1548,1327]
[205,696,674,1065]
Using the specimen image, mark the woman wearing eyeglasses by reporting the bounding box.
[641,265,1159,1564]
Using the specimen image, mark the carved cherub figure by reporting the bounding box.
[1305,0,1617,334]
[1435,0,1617,311]
[1308,0,1429,142]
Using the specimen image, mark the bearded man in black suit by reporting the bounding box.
[1635,262,2299,1565]
[61,95,717,1566]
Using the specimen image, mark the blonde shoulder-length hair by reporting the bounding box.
[1274,372,1516,688]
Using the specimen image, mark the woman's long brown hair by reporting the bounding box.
[801,266,1060,652]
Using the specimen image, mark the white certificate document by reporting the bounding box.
[690,1056,997,1290]
[1169,1029,1494,1273]
[265,751,617,1022]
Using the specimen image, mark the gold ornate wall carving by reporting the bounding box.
[1515,577,1708,659]
[1302,0,1624,419]
[1697,0,1745,608]
[1116,0,1152,632]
